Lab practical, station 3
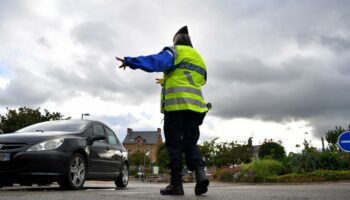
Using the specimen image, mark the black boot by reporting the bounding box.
[195,168,209,195]
[160,171,184,195]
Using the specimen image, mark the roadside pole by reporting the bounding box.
[337,131,350,169]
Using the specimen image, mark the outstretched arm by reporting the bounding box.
[117,50,174,72]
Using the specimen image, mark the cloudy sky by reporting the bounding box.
[1,0,350,153]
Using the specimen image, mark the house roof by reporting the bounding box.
[123,131,160,145]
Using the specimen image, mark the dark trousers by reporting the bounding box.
[164,110,206,172]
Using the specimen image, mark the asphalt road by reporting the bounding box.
[0,181,350,200]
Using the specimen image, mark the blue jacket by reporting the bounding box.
[124,49,174,72]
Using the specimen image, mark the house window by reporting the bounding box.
[135,136,144,146]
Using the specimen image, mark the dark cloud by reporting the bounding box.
[318,36,350,53]
[206,55,350,136]
[1,0,350,141]
[208,57,302,84]
[0,53,160,107]
[71,21,118,53]
[192,0,350,137]
[0,67,55,106]
[296,34,350,53]
[309,115,350,137]
[42,53,160,104]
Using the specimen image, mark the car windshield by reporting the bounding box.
[16,120,89,133]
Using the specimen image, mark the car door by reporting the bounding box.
[87,123,111,175]
[105,127,123,174]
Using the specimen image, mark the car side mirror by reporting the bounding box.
[87,135,106,145]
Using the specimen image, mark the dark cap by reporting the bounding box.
[173,26,193,47]
[175,26,189,36]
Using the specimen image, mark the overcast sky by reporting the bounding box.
[1,0,350,153]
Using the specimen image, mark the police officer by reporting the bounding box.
[117,26,209,196]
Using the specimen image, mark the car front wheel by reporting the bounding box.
[115,162,128,188]
[59,153,86,190]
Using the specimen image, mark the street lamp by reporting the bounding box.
[81,113,90,119]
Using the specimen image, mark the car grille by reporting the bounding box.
[0,143,27,151]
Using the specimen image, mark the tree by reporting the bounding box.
[325,126,347,152]
[286,149,347,173]
[302,139,317,153]
[199,138,253,168]
[128,151,151,167]
[215,141,252,167]
[0,107,69,133]
[258,140,286,161]
[155,143,169,170]
[198,138,218,167]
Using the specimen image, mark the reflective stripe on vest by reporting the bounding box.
[183,71,195,85]
[165,98,207,108]
[165,86,203,98]
[175,62,207,81]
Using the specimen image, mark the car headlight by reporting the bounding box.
[27,138,64,152]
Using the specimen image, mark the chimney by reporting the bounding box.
[157,128,161,134]
[248,137,253,147]
[127,128,133,135]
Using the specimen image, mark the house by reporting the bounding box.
[248,137,261,161]
[251,145,261,161]
[122,128,163,163]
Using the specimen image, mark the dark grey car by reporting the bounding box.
[0,120,129,190]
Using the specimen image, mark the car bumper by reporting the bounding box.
[0,151,70,183]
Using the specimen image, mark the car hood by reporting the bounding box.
[0,132,80,145]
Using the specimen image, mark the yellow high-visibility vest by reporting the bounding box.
[161,45,208,113]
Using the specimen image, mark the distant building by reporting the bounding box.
[123,128,163,163]
[251,145,261,161]
[248,137,261,161]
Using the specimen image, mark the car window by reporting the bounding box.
[16,120,89,133]
[93,124,106,143]
[84,127,93,138]
[106,128,119,146]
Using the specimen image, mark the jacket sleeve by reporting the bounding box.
[124,50,174,72]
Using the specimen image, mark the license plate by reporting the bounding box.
[0,153,10,161]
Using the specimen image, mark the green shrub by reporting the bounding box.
[258,141,286,161]
[286,151,348,173]
[318,152,348,170]
[213,167,241,181]
[278,170,350,182]
[312,170,350,181]
[241,159,283,178]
